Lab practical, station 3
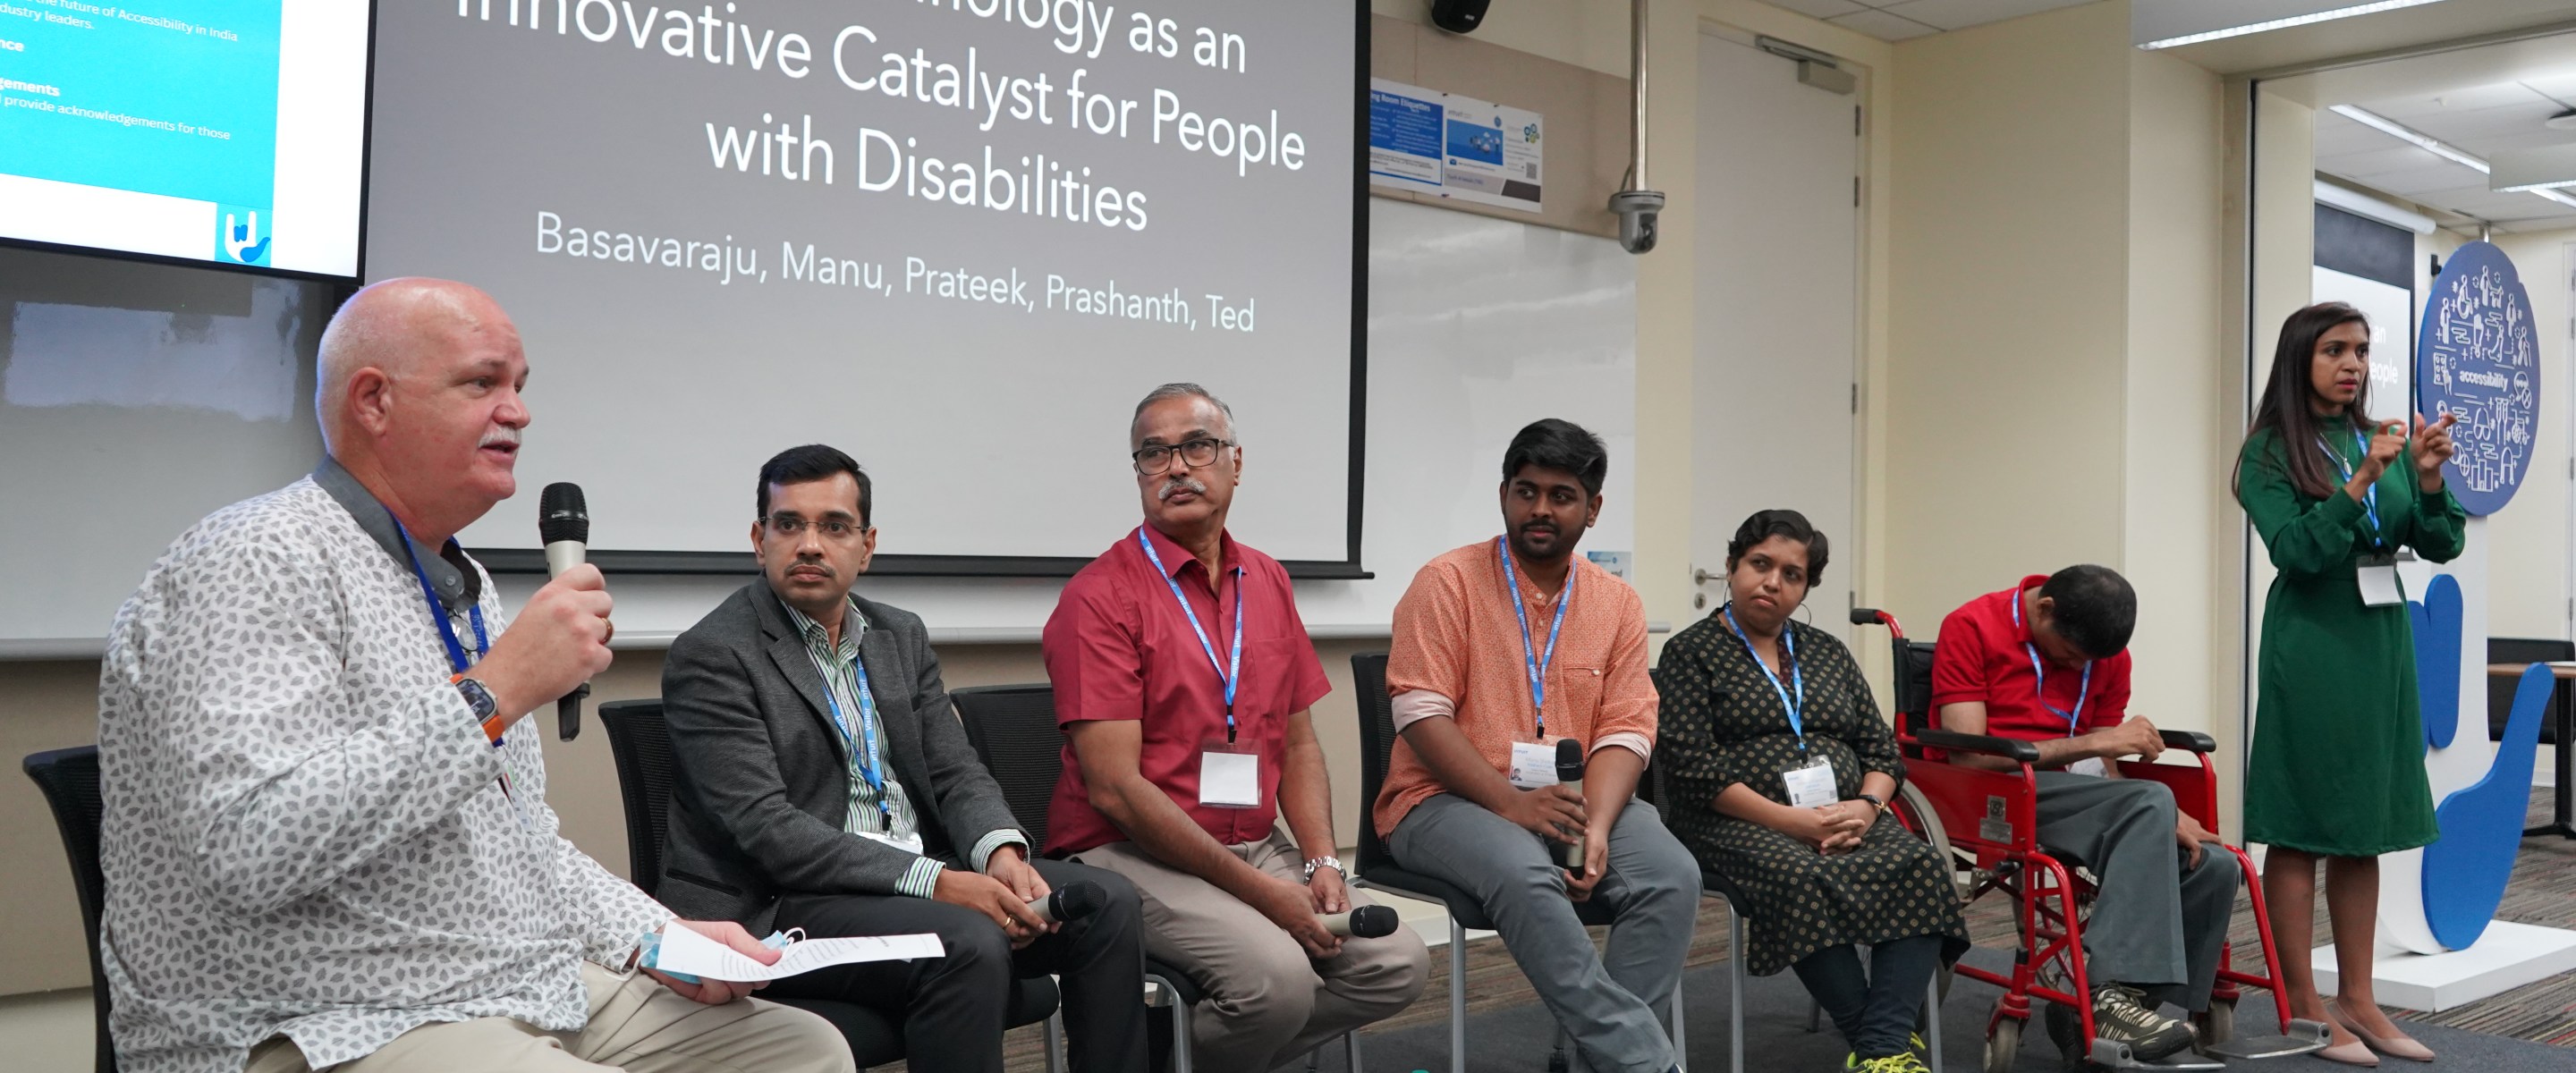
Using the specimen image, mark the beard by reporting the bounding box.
[1509,521,1567,562]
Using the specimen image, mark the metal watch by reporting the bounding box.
[454,677,499,721]
[1301,856,1344,884]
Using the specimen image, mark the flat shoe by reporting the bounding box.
[2334,1000,2436,1062]
[2315,1041,2381,1067]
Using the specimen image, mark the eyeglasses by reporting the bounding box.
[1131,437,1233,475]
[760,514,869,540]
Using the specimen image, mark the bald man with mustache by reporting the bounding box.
[93,279,853,1073]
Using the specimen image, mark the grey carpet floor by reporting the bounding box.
[938,789,2576,1071]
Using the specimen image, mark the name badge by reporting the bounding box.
[2065,757,2108,778]
[1508,739,1563,790]
[2356,552,2402,607]
[1782,757,1838,809]
[1199,742,1260,808]
[858,830,926,855]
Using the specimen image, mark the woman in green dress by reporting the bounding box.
[1659,511,1968,1073]
[2236,301,2462,1066]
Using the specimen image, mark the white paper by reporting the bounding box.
[1508,740,1563,790]
[652,925,945,982]
[2065,757,2108,778]
[1199,750,1260,807]
[1783,759,1838,809]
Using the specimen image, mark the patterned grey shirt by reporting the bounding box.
[94,469,672,1073]
[779,597,1027,897]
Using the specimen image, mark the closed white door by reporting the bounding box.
[1691,30,1863,644]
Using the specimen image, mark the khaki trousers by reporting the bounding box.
[242,964,854,1073]
[1073,828,1430,1071]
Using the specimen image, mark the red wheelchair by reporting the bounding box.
[1849,608,2329,1072]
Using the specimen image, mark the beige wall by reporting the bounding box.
[2483,228,2575,642]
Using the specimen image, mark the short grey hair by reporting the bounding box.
[1130,382,1238,444]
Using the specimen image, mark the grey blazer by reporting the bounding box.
[657,577,1024,931]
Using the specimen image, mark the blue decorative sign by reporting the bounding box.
[2416,241,2540,516]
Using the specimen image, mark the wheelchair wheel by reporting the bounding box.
[1983,1016,2023,1073]
[1893,782,1971,902]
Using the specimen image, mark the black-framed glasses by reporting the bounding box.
[1131,437,1232,475]
[760,513,869,540]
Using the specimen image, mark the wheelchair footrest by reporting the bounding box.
[2196,1018,2331,1061]
[2086,1040,2226,1071]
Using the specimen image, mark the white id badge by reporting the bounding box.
[2065,757,2108,778]
[1198,746,1261,808]
[2356,553,2402,607]
[858,831,927,855]
[1508,739,1562,790]
[1782,758,1838,809]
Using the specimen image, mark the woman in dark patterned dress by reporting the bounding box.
[1659,510,1967,1073]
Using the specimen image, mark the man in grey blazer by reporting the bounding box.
[661,444,1148,1073]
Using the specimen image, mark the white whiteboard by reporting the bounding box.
[0,199,1634,652]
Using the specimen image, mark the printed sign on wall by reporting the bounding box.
[2416,241,2540,516]
[1367,78,1543,213]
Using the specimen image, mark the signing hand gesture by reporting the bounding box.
[2410,411,2458,486]
[2360,419,2408,479]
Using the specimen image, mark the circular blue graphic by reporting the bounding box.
[2417,241,2541,516]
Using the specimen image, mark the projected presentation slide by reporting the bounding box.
[369,1,1360,564]
[0,0,367,277]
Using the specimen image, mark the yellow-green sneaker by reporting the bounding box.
[1856,1053,1932,1073]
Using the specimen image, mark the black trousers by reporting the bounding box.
[1791,934,1945,1060]
[768,858,1149,1073]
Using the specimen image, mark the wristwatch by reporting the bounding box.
[1302,856,1344,883]
[454,677,498,721]
[1856,792,1889,814]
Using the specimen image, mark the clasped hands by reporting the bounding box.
[1499,783,1612,902]
[1781,798,1878,856]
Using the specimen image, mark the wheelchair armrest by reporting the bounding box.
[1914,729,2040,764]
[2158,729,2217,753]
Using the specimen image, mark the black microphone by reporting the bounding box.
[1030,881,1106,925]
[1322,904,1399,939]
[1556,739,1588,877]
[538,483,589,741]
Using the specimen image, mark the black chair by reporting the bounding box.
[597,699,1060,1070]
[23,746,114,1073]
[1348,653,1686,1073]
[2489,638,2574,839]
[950,683,1361,1073]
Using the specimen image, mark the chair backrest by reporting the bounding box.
[23,746,115,1073]
[1889,638,1939,739]
[952,684,1063,849]
[597,700,676,898]
[2487,637,2572,743]
[1349,652,1401,878]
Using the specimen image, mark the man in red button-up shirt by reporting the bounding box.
[1044,384,1427,1070]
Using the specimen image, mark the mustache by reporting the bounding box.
[479,428,521,448]
[1157,476,1209,502]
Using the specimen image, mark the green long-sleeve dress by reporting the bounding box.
[2238,427,2467,856]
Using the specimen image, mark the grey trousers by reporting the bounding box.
[2033,773,2241,1012]
[1390,794,1699,1073]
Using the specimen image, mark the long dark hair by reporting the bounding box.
[2236,301,2373,500]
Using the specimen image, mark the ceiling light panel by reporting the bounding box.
[2137,0,2452,50]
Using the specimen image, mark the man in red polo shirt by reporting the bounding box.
[1043,384,1428,1070]
[1928,566,2237,1064]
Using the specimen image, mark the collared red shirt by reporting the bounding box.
[778,596,1027,895]
[1041,524,1332,855]
[1928,575,2134,745]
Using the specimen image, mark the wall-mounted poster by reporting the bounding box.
[1367,79,1542,213]
[2418,241,2540,516]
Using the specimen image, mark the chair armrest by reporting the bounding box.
[2158,730,2217,753]
[1915,729,2040,764]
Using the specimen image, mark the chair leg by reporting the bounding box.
[1044,1010,1065,1073]
[1923,972,1944,1073]
[1448,916,1469,1073]
[1345,1028,1362,1073]
[1670,977,1687,1072]
[1171,991,1193,1073]
[1807,999,1822,1034]
[1728,906,1747,1073]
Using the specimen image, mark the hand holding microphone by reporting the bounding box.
[1028,881,1105,926]
[539,484,594,740]
[1321,904,1399,939]
[1555,739,1589,879]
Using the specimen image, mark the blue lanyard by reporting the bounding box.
[2317,430,2384,547]
[1722,605,1804,746]
[1496,536,1572,738]
[1137,528,1244,743]
[389,511,487,676]
[2011,593,2090,735]
[818,649,895,824]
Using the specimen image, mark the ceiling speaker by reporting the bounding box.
[1431,0,1492,35]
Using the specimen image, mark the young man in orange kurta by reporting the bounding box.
[1378,419,1697,1073]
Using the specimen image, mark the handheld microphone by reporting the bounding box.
[538,483,590,741]
[1321,904,1399,939]
[1029,881,1106,925]
[1555,739,1588,877]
